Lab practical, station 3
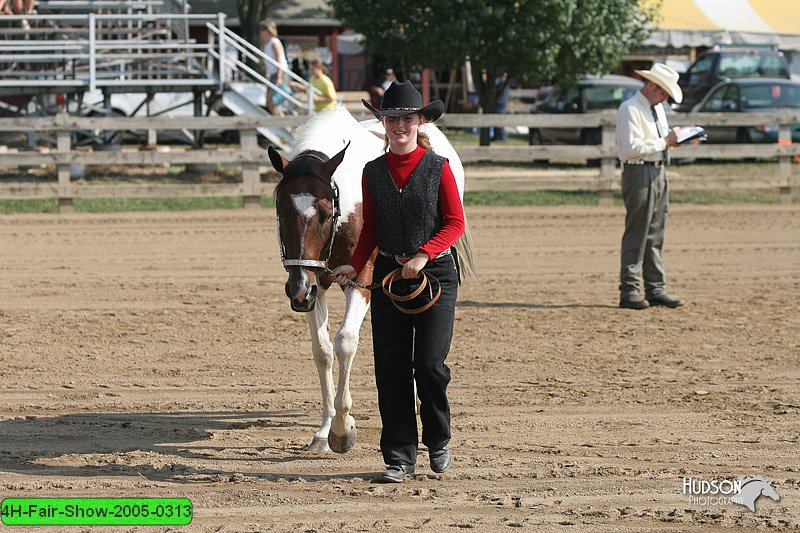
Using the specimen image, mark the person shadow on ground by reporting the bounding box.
[0,410,375,483]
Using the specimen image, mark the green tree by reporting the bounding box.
[331,0,658,144]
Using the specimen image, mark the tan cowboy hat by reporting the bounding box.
[635,63,683,104]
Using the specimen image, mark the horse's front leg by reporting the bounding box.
[306,288,335,453]
[328,285,370,454]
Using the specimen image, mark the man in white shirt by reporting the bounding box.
[616,63,684,310]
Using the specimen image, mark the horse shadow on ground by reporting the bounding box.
[457,299,617,310]
[0,411,376,484]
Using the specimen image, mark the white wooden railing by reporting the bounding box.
[0,111,797,212]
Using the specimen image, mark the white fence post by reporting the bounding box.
[56,115,74,213]
[240,129,261,208]
[778,119,792,204]
[599,118,616,207]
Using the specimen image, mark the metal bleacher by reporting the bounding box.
[0,0,316,148]
[0,1,211,96]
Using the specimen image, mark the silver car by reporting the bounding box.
[692,78,800,143]
[529,75,643,145]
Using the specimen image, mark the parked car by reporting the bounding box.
[528,75,643,146]
[692,78,800,143]
[677,48,790,112]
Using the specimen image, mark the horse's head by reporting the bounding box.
[270,143,348,312]
[761,480,780,502]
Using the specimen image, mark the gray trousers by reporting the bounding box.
[619,164,669,298]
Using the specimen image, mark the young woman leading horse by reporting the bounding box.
[332,81,465,483]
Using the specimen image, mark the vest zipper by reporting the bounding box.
[398,187,405,251]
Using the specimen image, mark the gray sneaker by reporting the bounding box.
[379,464,415,483]
[430,447,452,473]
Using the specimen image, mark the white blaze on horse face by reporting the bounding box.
[290,193,318,258]
[291,193,318,220]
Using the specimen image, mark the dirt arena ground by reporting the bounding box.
[1,204,798,532]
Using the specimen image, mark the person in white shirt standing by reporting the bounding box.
[259,19,288,117]
[616,63,684,310]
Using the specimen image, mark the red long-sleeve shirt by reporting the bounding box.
[348,145,465,273]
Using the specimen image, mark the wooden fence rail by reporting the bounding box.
[1,112,797,212]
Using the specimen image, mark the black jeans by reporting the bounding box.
[370,252,458,466]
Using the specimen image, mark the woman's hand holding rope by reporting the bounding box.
[331,264,357,287]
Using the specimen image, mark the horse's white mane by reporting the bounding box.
[291,108,374,160]
[288,109,383,223]
[290,110,463,190]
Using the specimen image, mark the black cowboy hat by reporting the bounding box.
[362,80,444,122]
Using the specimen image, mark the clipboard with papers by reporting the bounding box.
[676,126,706,144]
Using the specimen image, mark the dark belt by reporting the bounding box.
[624,160,663,167]
[379,248,451,265]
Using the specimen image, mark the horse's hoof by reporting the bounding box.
[306,436,330,453]
[327,427,357,454]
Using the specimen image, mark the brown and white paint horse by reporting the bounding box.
[269,109,469,453]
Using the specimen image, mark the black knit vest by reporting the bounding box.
[364,150,446,256]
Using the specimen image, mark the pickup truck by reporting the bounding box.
[676,48,790,112]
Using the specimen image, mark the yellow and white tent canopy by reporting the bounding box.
[645,0,800,50]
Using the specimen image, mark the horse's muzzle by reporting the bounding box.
[286,282,317,312]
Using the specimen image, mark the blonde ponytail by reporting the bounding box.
[418,115,432,150]
[417,130,432,150]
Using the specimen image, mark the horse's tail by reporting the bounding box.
[454,213,477,281]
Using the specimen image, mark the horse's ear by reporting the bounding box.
[268,145,289,174]
[325,141,350,175]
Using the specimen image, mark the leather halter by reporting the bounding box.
[275,151,341,271]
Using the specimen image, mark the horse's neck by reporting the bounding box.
[332,136,383,223]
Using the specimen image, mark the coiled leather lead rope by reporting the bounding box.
[380,268,441,315]
[322,267,441,315]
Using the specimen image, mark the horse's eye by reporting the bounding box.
[318,210,328,224]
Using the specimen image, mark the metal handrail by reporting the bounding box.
[205,24,300,107]
[207,49,304,109]
[206,22,319,114]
